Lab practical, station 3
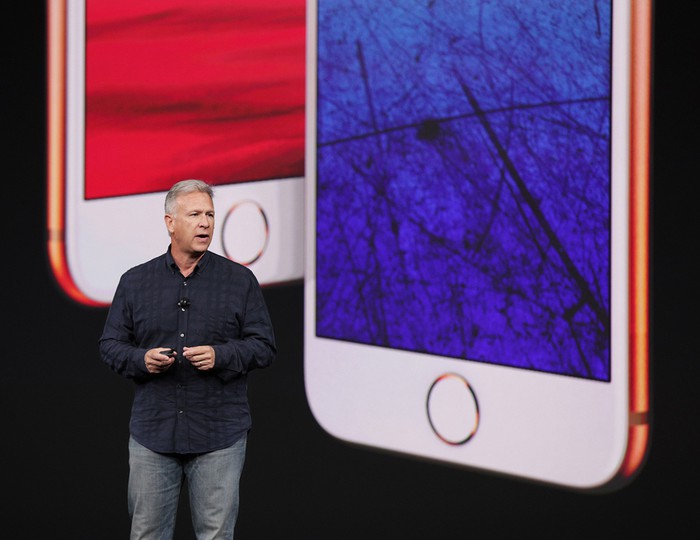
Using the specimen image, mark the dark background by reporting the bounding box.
[4,2,698,538]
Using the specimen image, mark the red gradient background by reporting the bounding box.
[85,0,305,199]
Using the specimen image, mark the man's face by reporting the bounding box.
[165,192,215,256]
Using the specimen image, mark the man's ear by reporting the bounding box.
[164,214,175,236]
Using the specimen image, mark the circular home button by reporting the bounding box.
[426,373,480,446]
[221,200,270,266]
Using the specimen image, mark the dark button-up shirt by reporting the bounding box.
[99,248,276,454]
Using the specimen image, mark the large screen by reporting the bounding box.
[85,0,305,199]
[315,0,612,380]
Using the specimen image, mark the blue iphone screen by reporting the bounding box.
[315,0,613,381]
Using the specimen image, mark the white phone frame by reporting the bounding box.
[303,0,650,490]
[49,0,304,305]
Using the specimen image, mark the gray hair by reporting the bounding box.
[164,179,214,215]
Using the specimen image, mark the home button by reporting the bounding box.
[221,199,269,266]
[426,373,480,445]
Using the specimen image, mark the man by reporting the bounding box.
[99,179,276,539]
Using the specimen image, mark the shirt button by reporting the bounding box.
[180,333,185,337]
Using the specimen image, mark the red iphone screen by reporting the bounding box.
[85,0,305,199]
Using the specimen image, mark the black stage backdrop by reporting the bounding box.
[4,3,698,538]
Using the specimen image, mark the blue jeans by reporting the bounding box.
[128,434,247,540]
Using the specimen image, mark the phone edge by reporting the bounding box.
[619,0,653,481]
[47,0,106,307]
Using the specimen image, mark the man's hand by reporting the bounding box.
[184,345,216,371]
[144,348,176,374]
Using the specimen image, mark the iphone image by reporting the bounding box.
[305,0,651,489]
[48,0,305,305]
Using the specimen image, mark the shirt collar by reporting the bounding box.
[165,246,211,276]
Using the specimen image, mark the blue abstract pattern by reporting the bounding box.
[316,0,612,380]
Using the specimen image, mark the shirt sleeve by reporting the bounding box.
[211,271,277,383]
[98,274,151,380]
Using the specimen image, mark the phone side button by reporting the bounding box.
[221,200,270,266]
[426,373,480,446]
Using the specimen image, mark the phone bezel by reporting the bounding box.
[303,0,650,490]
[47,0,305,306]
